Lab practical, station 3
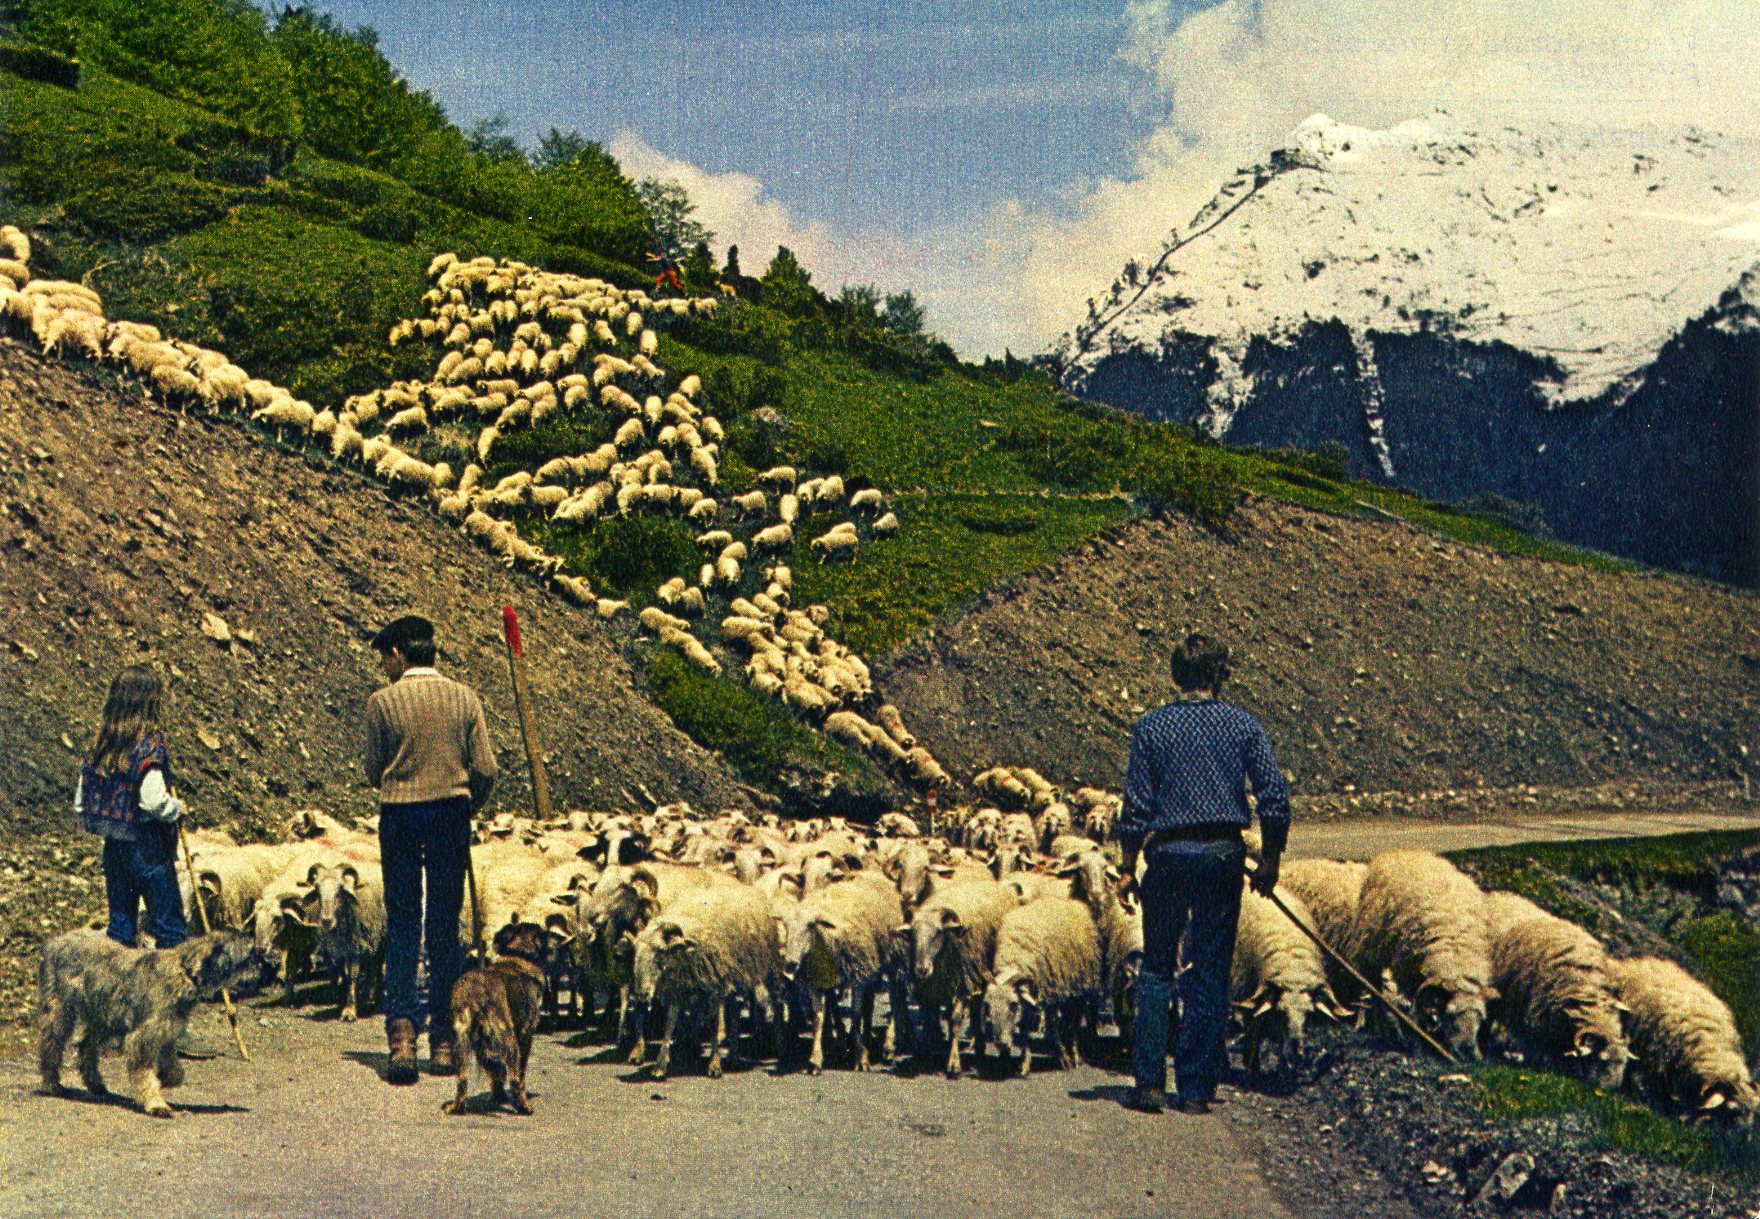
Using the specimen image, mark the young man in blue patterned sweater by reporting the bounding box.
[1117,632,1291,1114]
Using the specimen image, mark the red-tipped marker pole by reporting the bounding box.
[500,606,553,824]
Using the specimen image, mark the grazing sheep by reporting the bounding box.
[906,880,1022,1077]
[1483,891,1631,1090]
[982,897,1103,1073]
[631,884,781,1080]
[1353,850,1496,1060]
[1231,883,1349,1074]
[1278,858,1369,999]
[776,875,908,1073]
[1607,955,1757,1127]
[850,488,884,512]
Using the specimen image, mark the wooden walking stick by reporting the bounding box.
[1243,858,1460,1065]
[500,605,554,823]
[177,817,251,1061]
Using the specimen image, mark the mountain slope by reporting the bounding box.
[877,495,1760,803]
[1059,113,1760,583]
[0,340,749,837]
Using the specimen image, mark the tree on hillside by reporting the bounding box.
[881,289,926,336]
[271,7,450,169]
[464,113,526,165]
[760,246,821,315]
[683,240,715,289]
[534,128,600,172]
[724,245,743,280]
[838,284,884,325]
[637,178,713,260]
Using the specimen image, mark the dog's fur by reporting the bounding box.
[37,928,262,1117]
[444,921,548,1116]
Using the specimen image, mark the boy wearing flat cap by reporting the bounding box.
[365,615,498,1084]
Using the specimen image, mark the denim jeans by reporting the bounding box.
[102,825,189,949]
[1130,836,1245,1102]
[379,796,471,1035]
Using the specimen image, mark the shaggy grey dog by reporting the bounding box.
[37,928,262,1117]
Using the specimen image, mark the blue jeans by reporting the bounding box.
[379,797,471,1036]
[1131,836,1245,1102]
[102,825,189,949]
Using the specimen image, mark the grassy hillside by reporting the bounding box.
[0,4,1667,795]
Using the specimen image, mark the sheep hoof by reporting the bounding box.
[340,1007,358,1024]
[807,1063,822,1077]
[144,1103,173,1119]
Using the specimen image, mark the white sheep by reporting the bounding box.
[631,884,781,1079]
[906,880,1022,1077]
[1231,882,1349,1074]
[1483,890,1631,1090]
[1279,858,1369,1000]
[776,874,908,1073]
[873,511,900,536]
[1607,955,1757,1126]
[1353,850,1496,1059]
[982,897,1103,1074]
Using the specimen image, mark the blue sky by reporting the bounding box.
[295,1,1186,235]
[270,2,1758,357]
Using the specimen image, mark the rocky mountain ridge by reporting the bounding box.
[1057,113,1760,583]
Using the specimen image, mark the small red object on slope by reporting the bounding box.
[502,605,522,658]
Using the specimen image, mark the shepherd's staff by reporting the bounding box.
[176,815,251,1061]
[1243,857,1460,1065]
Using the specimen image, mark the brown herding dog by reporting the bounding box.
[443,921,548,1115]
[37,928,263,1117]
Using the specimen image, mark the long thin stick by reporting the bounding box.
[465,840,486,965]
[500,606,554,823]
[177,819,250,1061]
[1245,859,1459,1065]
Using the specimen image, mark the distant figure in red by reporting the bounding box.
[649,250,682,294]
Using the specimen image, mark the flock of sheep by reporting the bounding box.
[7,226,1753,1131]
[173,766,1755,1129]
[0,234,949,792]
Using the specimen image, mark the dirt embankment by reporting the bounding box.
[0,339,749,841]
[877,497,1760,806]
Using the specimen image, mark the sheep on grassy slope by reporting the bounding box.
[1231,883,1349,1074]
[982,897,1102,1074]
[1482,891,1632,1090]
[1353,850,1496,1060]
[776,874,908,1073]
[1607,955,1757,1128]
[906,880,1022,1077]
[632,884,782,1080]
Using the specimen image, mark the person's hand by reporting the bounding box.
[1116,871,1139,904]
[1250,854,1280,898]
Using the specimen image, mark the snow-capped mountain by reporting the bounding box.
[1057,113,1760,582]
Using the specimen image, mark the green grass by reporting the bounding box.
[1469,1063,1756,1178]
[786,492,1138,656]
[640,645,883,792]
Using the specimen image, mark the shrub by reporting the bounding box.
[0,40,82,88]
[66,171,234,239]
[357,201,419,244]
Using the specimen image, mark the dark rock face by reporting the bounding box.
[1078,303,1760,585]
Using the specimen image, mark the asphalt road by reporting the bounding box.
[0,1006,1292,1219]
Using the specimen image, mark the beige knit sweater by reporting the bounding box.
[365,668,498,808]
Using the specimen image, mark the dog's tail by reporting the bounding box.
[455,1006,518,1073]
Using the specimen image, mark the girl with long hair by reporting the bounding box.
[75,666,188,947]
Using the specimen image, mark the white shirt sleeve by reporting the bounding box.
[138,768,185,823]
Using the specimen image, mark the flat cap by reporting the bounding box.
[371,614,435,654]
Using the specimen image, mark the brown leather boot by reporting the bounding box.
[429,1029,457,1076]
[386,1018,418,1085]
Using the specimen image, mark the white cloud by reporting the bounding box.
[978,0,1760,357]
[613,3,1760,359]
[609,130,836,274]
